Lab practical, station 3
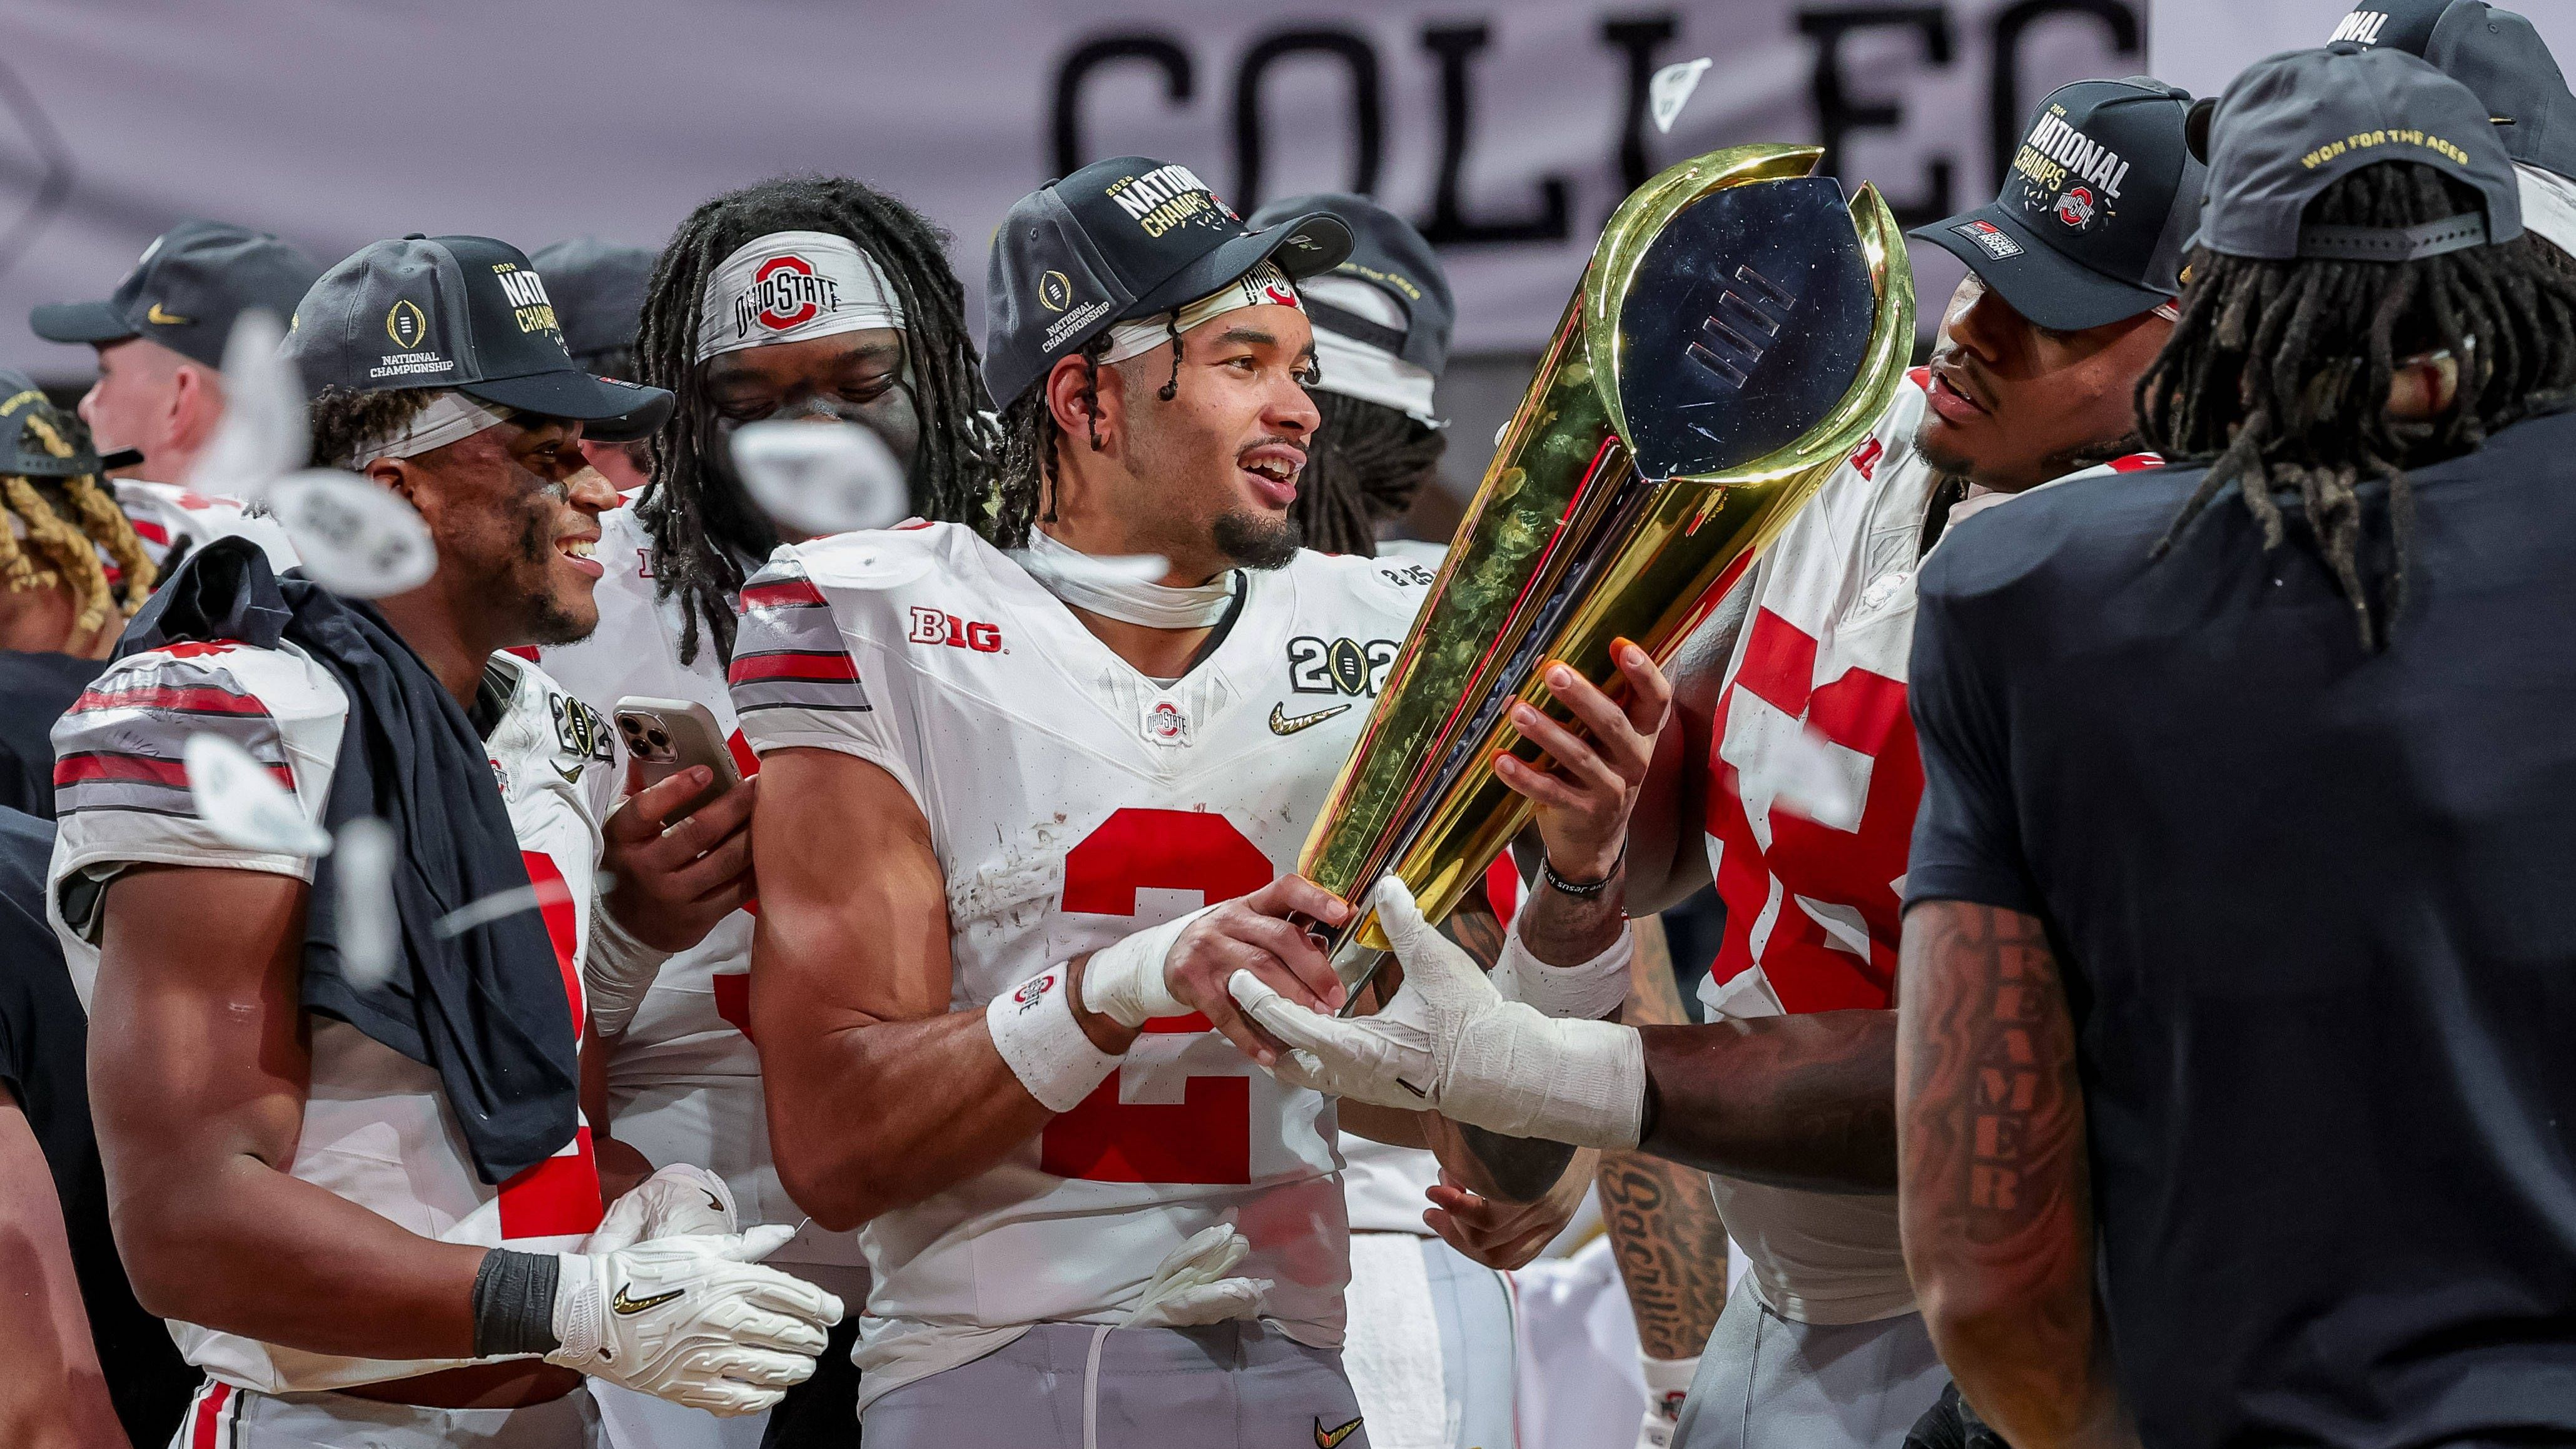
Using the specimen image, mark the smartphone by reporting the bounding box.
[612,696,742,820]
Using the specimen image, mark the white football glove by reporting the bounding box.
[549,1224,843,1416]
[1229,876,1648,1148]
[1119,1223,1271,1328]
[582,1163,738,1253]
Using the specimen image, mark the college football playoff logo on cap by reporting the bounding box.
[385,299,428,350]
[1037,270,1073,312]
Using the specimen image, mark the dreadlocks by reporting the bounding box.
[2139,161,2576,649]
[633,175,996,665]
[990,333,1112,551]
[1293,391,1447,557]
[0,402,153,638]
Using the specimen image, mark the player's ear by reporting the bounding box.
[1044,350,1123,454]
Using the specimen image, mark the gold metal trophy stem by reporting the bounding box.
[1299,143,1916,964]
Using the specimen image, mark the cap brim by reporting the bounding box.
[460,369,674,443]
[1910,205,2171,333]
[29,299,136,347]
[1128,211,1356,318]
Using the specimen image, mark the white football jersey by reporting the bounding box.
[1698,373,2159,1324]
[729,522,1432,1356]
[535,500,866,1272]
[47,643,608,1393]
[112,477,300,576]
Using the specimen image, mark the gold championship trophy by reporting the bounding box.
[1299,145,1914,987]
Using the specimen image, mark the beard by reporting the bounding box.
[1212,506,1302,570]
[503,503,595,648]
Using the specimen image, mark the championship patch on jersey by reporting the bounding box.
[729,562,870,716]
[53,656,288,818]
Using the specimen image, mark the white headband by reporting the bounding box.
[357,390,514,464]
[1100,261,1302,366]
[696,230,907,364]
[1300,275,1439,424]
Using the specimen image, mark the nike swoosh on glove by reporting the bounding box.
[1229,875,1647,1149]
[582,1163,739,1253]
[549,1223,844,1416]
[1119,1223,1272,1328]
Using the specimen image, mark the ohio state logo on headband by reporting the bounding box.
[1260,276,1298,308]
[736,255,842,338]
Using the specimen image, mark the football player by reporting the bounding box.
[1234,79,2203,1449]
[29,218,307,576]
[739,158,1606,1448]
[51,236,839,1449]
[539,176,997,1449]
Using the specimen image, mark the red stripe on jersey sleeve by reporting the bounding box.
[726,650,859,685]
[738,577,829,611]
[53,751,292,790]
[72,681,269,716]
[496,1126,602,1239]
[2106,452,2164,472]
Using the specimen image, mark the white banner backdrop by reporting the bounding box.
[0,1,2154,374]
[2150,0,2576,106]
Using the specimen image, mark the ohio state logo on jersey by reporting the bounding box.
[907,606,1002,653]
[734,254,840,337]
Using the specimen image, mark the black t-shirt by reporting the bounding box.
[0,807,195,1444]
[0,651,104,819]
[1905,404,2576,1448]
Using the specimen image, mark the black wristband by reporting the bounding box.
[471,1248,562,1358]
[1541,844,1625,900]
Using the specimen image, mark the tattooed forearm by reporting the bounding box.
[1600,917,1729,1357]
[1599,1155,1730,1358]
[1897,900,2131,1449]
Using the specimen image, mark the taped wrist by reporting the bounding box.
[471,1248,561,1358]
[1077,907,1212,1028]
[1491,915,1635,1020]
[583,902,674,1039]
[1453,1007,1648,1149]
[987,966,1124,1112]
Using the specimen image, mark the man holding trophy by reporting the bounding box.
[734,157,1615,1447]
[1235,78,2205,1449]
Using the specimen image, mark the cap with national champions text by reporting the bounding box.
[2325,0,2576,176]
[983,156,1352,406]
[1912,78,2204,331]
[2197,44,2522,261]
[31,220,321,369]
[284,235,672,441]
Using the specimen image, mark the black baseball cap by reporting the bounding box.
[0,369,106,477]
[1246,192,1454,377]
[283,235,672,442]
[530,237,656,370]
[1912,78,2204,331]
[31,220,321,370]
[983,156,1351,405]
[2198,45,2522,260]
[2316,1,2576,179]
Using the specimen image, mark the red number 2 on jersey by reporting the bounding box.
[1038,808,1272,1186]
